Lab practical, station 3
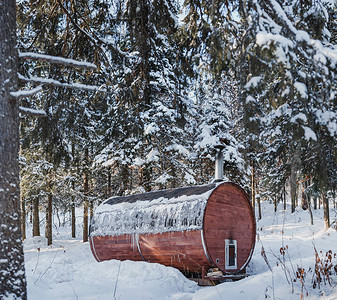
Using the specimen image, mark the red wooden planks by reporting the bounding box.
[89,182,256,276]
[203,182,256,273]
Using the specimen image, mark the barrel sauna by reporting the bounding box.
[89,182,256,277]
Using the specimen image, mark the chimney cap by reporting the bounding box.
[214,144,225,151]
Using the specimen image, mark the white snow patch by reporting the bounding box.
[24,201,337,300]
[184,173,196,185]
[302,126,317,141]
[246,95,256,104]
[154,173,172,184]
[133,157,146,167]
[194,126,219,150]
[101,158,116,167]
[316,110,337,136]
[290,113,307,124]
[245,76,262,89]
[144,123,159,135]
[146,149,160,163]
[168,144,190,156]
[294,82,308,99]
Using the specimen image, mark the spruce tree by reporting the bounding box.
[96,0,192,192]
[240,0,337,226]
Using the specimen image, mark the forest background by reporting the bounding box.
[1,0,336,298]
[18,0,337,243]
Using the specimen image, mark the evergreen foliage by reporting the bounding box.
[240,0,337,223]
[15,0,337,241]
[2,0,337,295]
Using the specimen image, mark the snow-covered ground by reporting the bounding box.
[24,201,337,299]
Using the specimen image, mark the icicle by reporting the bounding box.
[90,187,215,237]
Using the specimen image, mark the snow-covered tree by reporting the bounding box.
[179,0,247,185]
[17,0,109,242]
[0,0,27,297]
[240,0,337,227]
[95,0,194,193]
[193,75,245,184]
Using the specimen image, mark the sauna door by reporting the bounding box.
[225,239,237,270]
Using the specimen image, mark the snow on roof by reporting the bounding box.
[89,184,217,237]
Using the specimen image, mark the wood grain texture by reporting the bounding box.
[90,234,143,262]
[90,230,211,273]
[203,182,256,273]
[139,230,210,272]
[89,182,256,276]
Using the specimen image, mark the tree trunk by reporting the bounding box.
[0,0,27,296]
[107,170,112,198]
[142,163,152,192]
[251,165,256,214]
[290,146,300,213]
[256,180,262,220]
[83,183,88,242]
[89,200,94,223]
[322,193,330,230]
[21,197,26,241]
[168,165,177,189]
[120,162,129,196]
[33,197,40,236]
[307,197,314,226]
[83,149,89,242]
[290,171,297,213]
[303,180,313,225]
[45,178,52,246]
[71,181,76,238]
[313,196,317,210]
[283,185,286,210]
[274,195,277,212]
[301,183,308,210]
[55,206,61,227]
[257,196,262,220]
[71,201,76,238]
[139,0,150,106]
[30,201,33,224]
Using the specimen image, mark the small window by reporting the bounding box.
[225,239,237,270]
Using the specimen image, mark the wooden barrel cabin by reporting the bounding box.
[89,182,256,277]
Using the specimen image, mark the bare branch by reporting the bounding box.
[19,106,47,117]
[55,0,123,65]
[18,73,107,93]
[56,0,99,46]
[19,52,97,70]
[10,85,43,98]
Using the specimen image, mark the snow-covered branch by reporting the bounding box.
[19,52,97,70]
[18,74,107,93]
[19,106,47,117]
[10,85,43,98]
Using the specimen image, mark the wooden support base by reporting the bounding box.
[190,278,218,286]
[190,274,250,286]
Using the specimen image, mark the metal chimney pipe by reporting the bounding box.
[214,145,224,182]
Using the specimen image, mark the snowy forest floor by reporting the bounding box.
[24,201,337,300]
